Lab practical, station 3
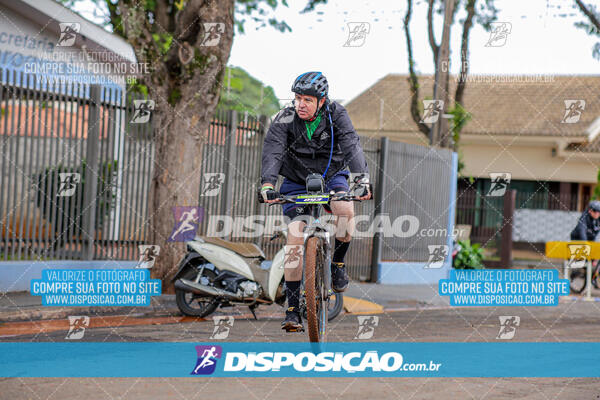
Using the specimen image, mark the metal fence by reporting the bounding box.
[455,187,590,266]
[1,71,457,281]
[0,69,153,261]
[456,189,504,249]
[515,191,589,211]
[378,141,454,262]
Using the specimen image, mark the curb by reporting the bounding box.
[0,296,179,323]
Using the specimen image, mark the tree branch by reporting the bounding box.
[154,0,172,33]
[405,0,431,136]
[455,0,475,106]
[575,0,600,31]
[428,0,439,65]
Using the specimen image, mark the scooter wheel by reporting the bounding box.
[175,267,219,317]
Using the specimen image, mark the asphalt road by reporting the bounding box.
[2,301,600,399]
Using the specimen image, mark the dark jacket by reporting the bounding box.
[570,208,600,241]
[261,101,369,186]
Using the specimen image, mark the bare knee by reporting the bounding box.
[331,198,355,242]
[286,221,305,245]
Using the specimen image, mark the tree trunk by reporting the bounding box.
[137,0,235,291]
[431,0,455,148]
[404,0,431,137]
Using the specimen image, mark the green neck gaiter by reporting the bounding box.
[304,112,322,140]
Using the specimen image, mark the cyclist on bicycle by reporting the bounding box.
[570,200,600,241]
[570,200,600,287]
[260,71,371,332]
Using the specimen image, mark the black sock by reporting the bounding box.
[333,239,350,264]
[285,280,301,309]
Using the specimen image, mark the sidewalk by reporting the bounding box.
[4,281,595,323]
[0,282,449,322]
[0,291,180,322]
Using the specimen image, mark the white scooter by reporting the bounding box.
[172,231,344,320]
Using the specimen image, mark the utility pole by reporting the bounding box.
[431,0,455,148]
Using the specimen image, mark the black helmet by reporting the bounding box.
[291,71,328,100]
[590,200,600,212]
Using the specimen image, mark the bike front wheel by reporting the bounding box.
[304,236,328,343]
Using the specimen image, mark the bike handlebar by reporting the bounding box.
[257,184,373,205]
[274,192,362,204]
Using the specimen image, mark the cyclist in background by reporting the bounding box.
[570,200,600,288]
[570,200,600,241]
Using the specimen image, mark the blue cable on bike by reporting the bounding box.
[322,102,334,179]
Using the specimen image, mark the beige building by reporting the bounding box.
[346,74,600,211]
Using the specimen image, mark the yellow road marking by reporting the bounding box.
[343,296,384,314]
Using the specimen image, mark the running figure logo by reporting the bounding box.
[425,245,449,269]
[486,172,511,197]
[65,316,90,340]
[210,316,234,339]
[420,100,443,123]
[131,100,155,124]
[57,23,80,47]
[168,206,203,242]
[136,245,160,268]
[57,173,80,197]
[354,316,379,339]
[283,245,303,269]
[496,316,520,339]
[191,345,222,375]
[561,100,585,124]
[344,22,370,47]
[567,244,590,269]
[200,23,225,46]
[201,173,225,197]
[485,22,512,47]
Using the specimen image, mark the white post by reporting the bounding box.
[110,91,126,241]
[584,259,593,301]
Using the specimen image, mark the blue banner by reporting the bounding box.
[30,269,161,306]
[0,342,598,377]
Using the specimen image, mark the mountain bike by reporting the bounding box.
[259,173,370,342]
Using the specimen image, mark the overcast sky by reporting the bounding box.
[75,0,599,104]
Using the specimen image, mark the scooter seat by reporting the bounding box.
[201,236,266,259]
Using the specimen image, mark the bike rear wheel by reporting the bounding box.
[304,236,328,342]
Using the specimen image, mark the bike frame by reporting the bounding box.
[259,181,367,341]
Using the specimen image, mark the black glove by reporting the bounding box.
[353,174,371,198]
[259,184,279,203]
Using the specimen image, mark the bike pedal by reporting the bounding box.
[282,325,305,333]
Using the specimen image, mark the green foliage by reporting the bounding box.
[453,240,485,269]
[168,88,182,106]
[592,168,600,200]
[234,0,293,34]
[217,66,280,117]
[574,3,600,60]
[127,79,149,97]
[151,33,174,57]
[448,103,471,174]
[31,160,118,243]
